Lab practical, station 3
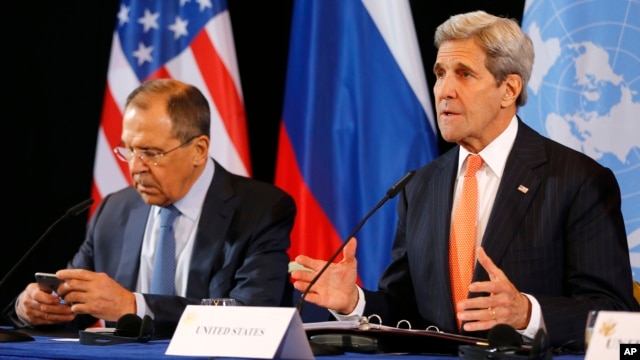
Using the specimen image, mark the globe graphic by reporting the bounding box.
[519,0,640,281]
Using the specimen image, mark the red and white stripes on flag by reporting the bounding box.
[91,0,250,214]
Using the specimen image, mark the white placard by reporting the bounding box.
[166,306,313,359]
[585,310,640,360]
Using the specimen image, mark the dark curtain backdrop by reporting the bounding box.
[2,1,524,315]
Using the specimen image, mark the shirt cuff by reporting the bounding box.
[133,292,152,319]
[519,293,546,341]
[329,286,366,321]
[14,301,34,328]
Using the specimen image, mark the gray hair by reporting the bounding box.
[434,10,534,106]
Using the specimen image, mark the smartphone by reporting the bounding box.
[34,272,62,293]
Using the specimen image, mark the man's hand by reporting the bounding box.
[15,282,75,325]
[290,238,360,314]
[457,247,531,331]
[55,269,136,322]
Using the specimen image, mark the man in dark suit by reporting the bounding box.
[290,10,639,349]
[6,79,296,337]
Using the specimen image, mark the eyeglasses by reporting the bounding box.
[113,136,197,166]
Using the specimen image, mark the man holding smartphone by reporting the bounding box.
[3,79,296,337]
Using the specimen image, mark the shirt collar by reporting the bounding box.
[153,157,215,221]
[457,115,518,178]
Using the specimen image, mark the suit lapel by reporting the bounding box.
[432,150,458,312]
[185,162,236,299]
[115,202,150,289]
[410,148,459,330]
[477,122,547,278]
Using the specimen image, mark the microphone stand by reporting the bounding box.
[0,199,93,343]
[0,199,94,289]
[296,170,415,313]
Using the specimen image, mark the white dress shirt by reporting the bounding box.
[133,157,215,318]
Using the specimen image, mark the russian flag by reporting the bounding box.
[275,0,438,289]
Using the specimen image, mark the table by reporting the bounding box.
[0,326,587,360]
[0,336,432,359]
[0,335,586,360]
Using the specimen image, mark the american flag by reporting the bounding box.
[91,0,250,213]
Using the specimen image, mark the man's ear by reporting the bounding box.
[192,135,210,165]
[500,74,522,107]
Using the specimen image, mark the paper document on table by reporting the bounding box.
[303,320,404,332]
[303,320,360,330]
[303,315,426,332]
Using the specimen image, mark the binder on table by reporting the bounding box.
[303,315,489,355]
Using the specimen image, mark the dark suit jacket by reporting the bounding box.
[5,160,296,337]
[362,120,639,349]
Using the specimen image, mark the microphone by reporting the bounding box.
[65,198,94,217]
[487,323,523,351]
[458,324,552,359]
[295,170,416,313]
[79,314,155,345]
[0,198,94,290]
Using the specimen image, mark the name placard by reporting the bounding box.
[166,306,313,359]
[585,311,640,360]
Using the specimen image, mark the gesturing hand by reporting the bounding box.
[291,237,360,314]
[456,247,531,331]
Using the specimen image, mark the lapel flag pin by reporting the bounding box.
[518,185,529,194]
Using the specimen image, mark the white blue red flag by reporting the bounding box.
[275,0,438,289]
[520,0,640,281]
[92,0,250,213]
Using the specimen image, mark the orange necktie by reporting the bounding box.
[450,154,483,326]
